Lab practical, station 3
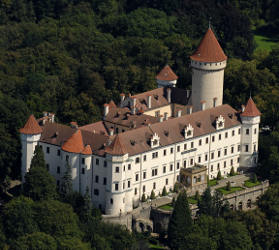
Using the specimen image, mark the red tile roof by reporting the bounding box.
[105,134,127,155]
[190,28,227,62]
[80,121,108,135]
[108,100,117,109]
[241,98,261,117]
[20,115,42,135]
[156,65,178,81]
[62,129,84,153]
[81,145,92,155]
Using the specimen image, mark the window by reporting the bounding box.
[96,159,99,165]
[177,162,180,169]
[115,183,119,191]
[254,128,257,134]
[57,180,60,187]
[205,154,208,161]
[124,165,125,171]
[57,150,60,156]
[57,166,60,174]
[238,145,241,152]
[212,136,215,142]
[143,172,146,179]
[82,158,85,164]
[95,175,99,183]
[166,178,168,185]
[237,157,240,163]
[211,152,214,160]
[163,166,166,173]
[225,132,228,138]
[152,152,158,158]
[183,160,187,168]
[128,180,130,188]
[110,198,113,204]
[46,147,50,154]
[155,111,160,117]
[198,156,201,163]
[170,148,174,154]
[191,142,194,148]
[219,134,221,140]
[135,174,139,181]
[153,182,156,189]
[184,143,187,150]
[123,182,125,190]
[82,168,85,174]
[104,161,107,167]
[135,188,137,195]
[103,177,107,185]
[254,144,256,152]
[238,128,241,134]
[246,129,249,135]
[231,159,233,166]
[115,167,119,173]
[46,164,50,171]
[199,139,202,146]
[211,165,213,172]
[66,155,69,162]
[143,185,146,193]
[190,158,194,165]
[232,130,235,136]
[224,148,227,156]
[163,149,167,156]
[170,164,173,171]
[217,163,220,170]
[177,146,180,152]
[218,150,221,157]
[231,146,234,154]
[94,189,99,195]
[136,157,140,163]
[116,128,119,134]
[143,155,147,161]
[224,161,226,168]
[245,145,249,152]
[128,164,131,170]
[206,137,209,144]
[152,169,158,176]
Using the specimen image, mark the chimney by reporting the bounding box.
[186,90,190,98]
[213,97,217,108]
[241,105,245,112]
[159,115,164,122]
[109,128,114,136]
[49,113,55,123]
[104,104,109,118]
[120,93,125,107]
[147,95,152,109]
[201,101,206,111]
[177,110,182,117]
[131,97,136,115]
[43,111,48,117]
[188,106,193,114]
[167,88,171,103]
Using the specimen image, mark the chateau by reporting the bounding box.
[20,28,261,216]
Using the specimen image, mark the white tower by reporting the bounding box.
[240,97,261,169]
[156,65,178,88]
[20,115,42,182]
[190,27,227,112]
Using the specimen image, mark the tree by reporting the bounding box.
[195,190,200,201]
[230,166,235,176]
[198,187,213,216]
[150,189,155,200]
[30,145,46,169]
[13,232,57,250]
[162,186,167,196]
[141,193,146,202]
[252,173,258,183]
[56,236,90,250]
[217,170,222,180]
[226,181,231,191]
[168,190,192,249]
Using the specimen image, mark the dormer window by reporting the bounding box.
[184,124,194,139]
[151,133,160,148]
[216,115,225,130]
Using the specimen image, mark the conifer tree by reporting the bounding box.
[80,187,92,223]
[141,193,146,202]
[198,187,213,216]
[217,170,222,180]
[24,146,57,201]
[168,190,192,249]
[195,190,200,201]
[252,173,258,183]
[162,186,167,196]
[226,181,231,191]
[61,162,73,198]
[150,189,156,200]
[230,166,235,176]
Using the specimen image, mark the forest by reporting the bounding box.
[0,0,279,249]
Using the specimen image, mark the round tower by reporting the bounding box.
[190,27,227,112]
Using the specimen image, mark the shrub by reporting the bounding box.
[252,173,258,183]
[230,167,235,176]
[195,191,200,201]
[141,193,146,202]
[217,170,222,180]
[162,186,167,196]
[150,190,156,200]
[226,181,231,191]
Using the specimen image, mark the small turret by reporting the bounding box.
[156,65,178,88]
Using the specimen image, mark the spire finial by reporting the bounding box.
[249,90,252,98]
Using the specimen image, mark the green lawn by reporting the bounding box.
[254,35,278,52]
[217,186,244,195]
[244,180,261,188]
[209,179,218,187]
[188,197,198,204]
[158,203,173,211]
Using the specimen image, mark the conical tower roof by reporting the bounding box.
[241,97,261,117]
[81,145,92,155]
[105,134,127,155]
[20,114,42,135]
[156,65,178,81]
[62,130,84,153]
[190,28,227,62]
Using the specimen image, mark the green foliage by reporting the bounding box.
[141,193,146,202]
[30,145,46,169]
[168,190,192,249]
[150,190,156,200]
[252,173,258,183]
[229,166,235,176]
[226,181,231,191]
[13,232,57,250]
[162,186,167,196]
[61,162,73,198]
[195,190,200,201]
[56,236,90,250]
[216,170,222,180]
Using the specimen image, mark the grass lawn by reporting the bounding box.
[188,197,198,204]
[254,35,278,52]
[209,179,218,187]
[244,180,261,188]
[217,186,244,195]
[158,203,173,211]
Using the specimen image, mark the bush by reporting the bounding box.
[141,193,146,202]
[252,173,258,183]
[217,170,222,180]
[150,190,156,200]
[172,197,176,207]
[230,167,235,176]
[226,181,231,191]
[195,191,200,201]
[162,186,167,196]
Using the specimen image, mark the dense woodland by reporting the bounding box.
[0,0,279,249]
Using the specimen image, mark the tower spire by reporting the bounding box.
[209,17,212,29]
